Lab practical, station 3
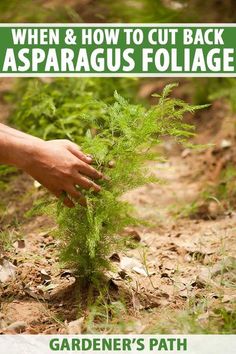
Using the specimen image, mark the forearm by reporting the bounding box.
[0,123,102,207]
[0,123,42,169]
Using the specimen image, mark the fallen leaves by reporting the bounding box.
[120,256,149,277]
[123,227,142,242]
[66,318,84,335]
[13,239,26,250]
[4,321,27,334]
[0,259,16,283]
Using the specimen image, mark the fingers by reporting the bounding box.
[51,179,97,207]
[65,186,87,206]
[63,196,75,208]
[51,188,87,208]
[75,173,101,192]
[43,139,102,206]
[52,190,74,208]
[76,160,102,180]
[67,142,92,164]
[65,141,103,180]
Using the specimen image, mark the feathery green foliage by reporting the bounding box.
[8,79,205,284]
[9,78,138,141]
[49,83,203,283]
[2,77,137,185]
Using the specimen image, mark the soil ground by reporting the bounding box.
[0,79,235,334]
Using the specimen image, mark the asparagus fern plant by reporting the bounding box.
[52,83,202,284]
[10,80,204,285]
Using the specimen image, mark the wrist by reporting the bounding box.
[11,136,45,171]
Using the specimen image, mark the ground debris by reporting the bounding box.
[4,321,27,334]
[120,256,149,277]
[0,259,16,283]
[13,239,26,250]
[123,227,142,242]
[66,318,84,335]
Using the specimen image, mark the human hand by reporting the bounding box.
[22,139,102,207]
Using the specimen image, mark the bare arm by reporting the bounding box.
[0,123,102,207]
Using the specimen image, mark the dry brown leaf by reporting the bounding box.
[0,259,16,283]
[67,317,84,335]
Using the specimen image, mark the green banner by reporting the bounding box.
[0,24,235,76]
[0,335,236,354]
